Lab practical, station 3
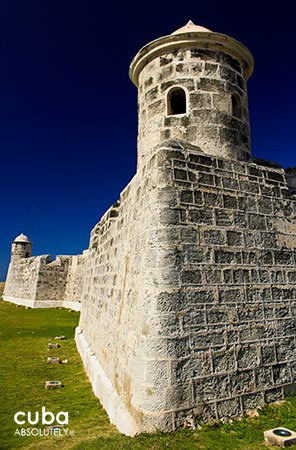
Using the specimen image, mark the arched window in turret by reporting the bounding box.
[232,93,243,119]
[167,87,187,115]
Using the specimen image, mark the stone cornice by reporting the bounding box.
[129,32,254,86]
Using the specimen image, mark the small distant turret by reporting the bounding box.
[11,233,32,260]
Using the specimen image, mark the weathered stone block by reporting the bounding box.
[248,214,267,231]
[202,268,222,284]
[194,374,230,401]
[45,381,63,389]
[242,392,264,411]
[229,369,255,395]
[237,346,260,370]
[197,77,225,92]
[217,398,242,419]
[174,169,188,181]
[187,289,216,304]
[185,246,212,264]
[204,230,225,245]
[273,364,292,385]
[233,269,250,283]
[190,93,212,109]
[222,177,239,190]
[181,269,202,285]
[261,345,277,365]
[274,251,294,266]
[180,190,194,204]
[213,348,236,373]
[204,192,223,207]
[189,209,214,225]
[219,288,242,303]
[213,93,231,113]
[215,209,233,226]
[47,357,60,364]
[227,231,243,246]
[48,343,60,349]
[240,180,260,194]
[198,172,215,186]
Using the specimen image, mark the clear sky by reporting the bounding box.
[1,1,295,280]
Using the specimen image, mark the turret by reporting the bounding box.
[11,233,32,260]
[129,20,254,168]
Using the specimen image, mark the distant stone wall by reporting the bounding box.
[77,139,296,435]
[4,256,41,304]
[35,255,72,302]
[3,254,82,310]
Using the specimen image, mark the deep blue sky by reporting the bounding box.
[0,1,295,279]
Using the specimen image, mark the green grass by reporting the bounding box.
[0,299,296,450]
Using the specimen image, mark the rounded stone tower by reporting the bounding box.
[129,20,254,167]
[11,233,32,260]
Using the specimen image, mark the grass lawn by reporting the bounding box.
[1,300,296,450]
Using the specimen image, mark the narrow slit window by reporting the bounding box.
[167,87,186,115]
[232,93,243,119]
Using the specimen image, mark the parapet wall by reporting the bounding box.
[77,139,296,435]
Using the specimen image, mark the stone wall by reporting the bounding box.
[64,253,87,309]
[76,151,179,434]
[35,255,72,302]
[4,256,41,305]
[77,139,296,434]
[3,254,83,310]
[147,140,296,427]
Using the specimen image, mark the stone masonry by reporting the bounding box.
[4,234,84,310]
[76,21,296,434]
[4,20,296,436]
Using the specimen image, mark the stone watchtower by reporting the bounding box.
[129,20,253,167]
[11,233,32,260]
[76,21,296,435]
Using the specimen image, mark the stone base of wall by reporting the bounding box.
[62,301,81,311]
[75,326,139,436]
[2,295,57,308]
[2,296,81,311]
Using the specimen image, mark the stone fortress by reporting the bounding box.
[4,20,296,435]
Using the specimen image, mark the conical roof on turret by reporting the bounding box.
[13,233,31,243]
[129,19,254,86]
[171,20,212,35]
